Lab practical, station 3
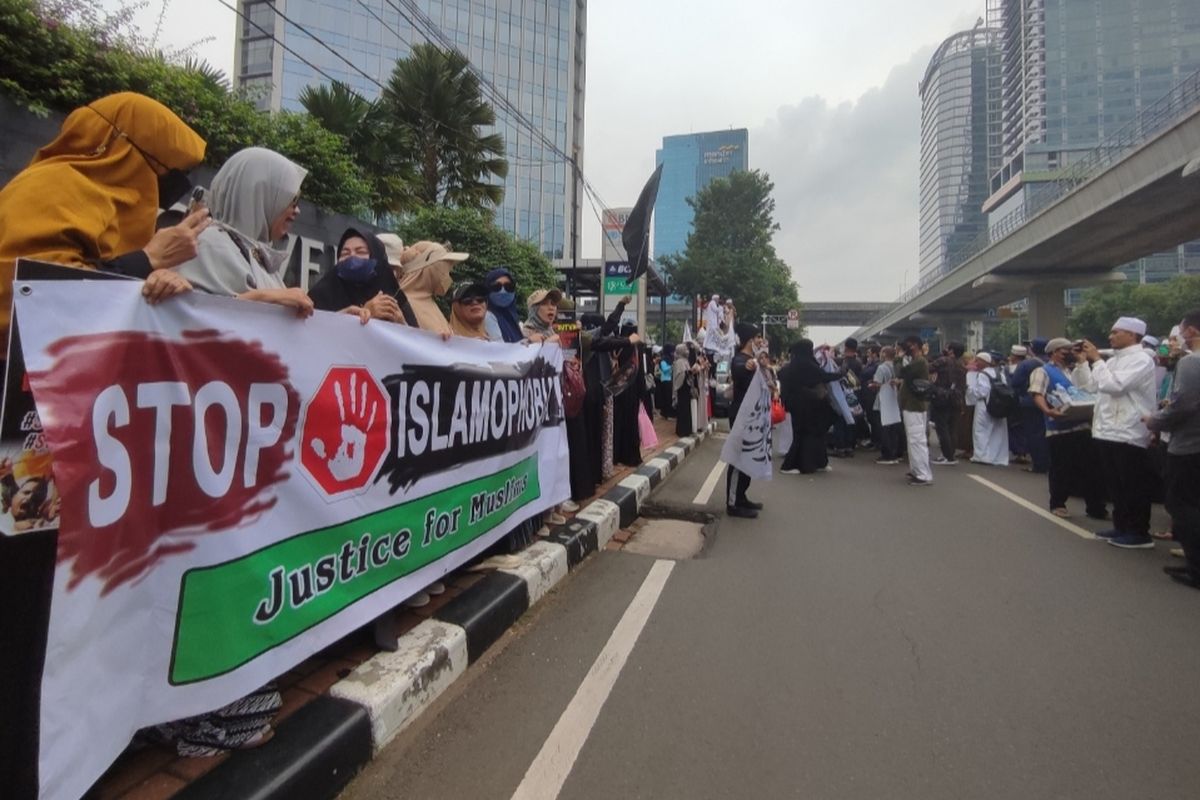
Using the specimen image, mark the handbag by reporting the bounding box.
[770,397,787,425]
[637,403,659,447]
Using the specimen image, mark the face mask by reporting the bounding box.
[490,289,515,308]
[157,169,193,208]
[335,256,377,283]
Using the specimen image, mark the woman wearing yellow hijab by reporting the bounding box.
[0,93,205,795]
[0,92,208,347]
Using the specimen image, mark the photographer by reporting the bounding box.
[1076,317,1158,549]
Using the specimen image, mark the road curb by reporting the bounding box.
[203,423,713,798]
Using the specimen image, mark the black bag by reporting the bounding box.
[909,379,939,401]
[931,383,959,410]
[985,370,1018,418]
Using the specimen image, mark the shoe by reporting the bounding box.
[875,459,900,465]
[537,525,551,537]
[1170,547,1185,558]
[425,581,445,596]
[738,499,764,510]
[726,505,758,519]
[404,591,431,608]
[1051,507,1070,518]
[1093,528,1122,540]
[907,477,932,486]
[819,465,833,472]
[1151,530,1174,540]
[1165,568,1200,590]
[932,456,950,465]
[780,468,801,475]
[560,500,580,513]
[548,513,568,525]
[1106,533,1154,550]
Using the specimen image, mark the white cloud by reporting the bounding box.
[754,47,935,302]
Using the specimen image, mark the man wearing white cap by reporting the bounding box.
[966,352,1009,465]
[1077,317,1158,549]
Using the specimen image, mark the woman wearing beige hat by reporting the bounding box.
[394,240,469,336]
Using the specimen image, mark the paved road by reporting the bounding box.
[340,439,1200,800]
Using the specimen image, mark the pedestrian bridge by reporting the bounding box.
[853,69,1200,341]
[803,302,896,327]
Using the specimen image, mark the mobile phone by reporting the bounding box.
[187,186,206,214]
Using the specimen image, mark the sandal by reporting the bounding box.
[1170,547,1185,558]
[1051,508,1070,518]
[1152,530,1174,540]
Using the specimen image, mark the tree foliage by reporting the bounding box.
[660,170,802,350]
[384,44,508,209]
[0,0,372,215]
[394,206,557,307]
[1067,275,1200,341]
[299,81,415,221]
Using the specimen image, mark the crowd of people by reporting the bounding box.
[762,318,1198,596]
[0,93,669,779]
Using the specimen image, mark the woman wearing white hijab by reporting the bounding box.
[175,147,313,316]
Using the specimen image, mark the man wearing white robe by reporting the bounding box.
[704,294,725,335]
[967,352,1010,465]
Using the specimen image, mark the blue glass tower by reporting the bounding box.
[653,130,749,260]
[233,0,586,260]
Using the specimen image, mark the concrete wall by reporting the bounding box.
[0,95,381,290]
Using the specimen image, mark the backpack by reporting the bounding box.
[561,361,585,418]
[984,369,1018,418]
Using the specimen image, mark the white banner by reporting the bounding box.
[720,367,774,480]
[12,279,569,800]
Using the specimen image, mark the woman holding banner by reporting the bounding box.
[0,92,209,795]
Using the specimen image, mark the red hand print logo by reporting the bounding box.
[300,366,390,498]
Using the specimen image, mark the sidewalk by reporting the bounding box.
[87,413,708,800]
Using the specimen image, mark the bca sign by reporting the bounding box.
[300,366,391,499]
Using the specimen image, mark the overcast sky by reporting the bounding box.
[102,0,982,339]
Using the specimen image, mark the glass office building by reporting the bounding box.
[233,0,586,259]
[918,25,999,283]
[653,130,750,261]
[983,0,1200,285]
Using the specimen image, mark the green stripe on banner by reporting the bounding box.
[170,457,540,684]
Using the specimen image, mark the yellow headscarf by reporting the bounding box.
[0,92,206,345]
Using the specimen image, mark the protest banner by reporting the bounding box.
[720,367,774,480]
[8,274,569,800]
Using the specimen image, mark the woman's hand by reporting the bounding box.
[364,292,404,322]
[144,207,211,270]
[341,305,371,325]
[142,269,193,304]
[242,287,314,318]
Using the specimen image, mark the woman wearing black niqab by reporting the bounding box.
[779,339,843,474]
[308,228,417,325]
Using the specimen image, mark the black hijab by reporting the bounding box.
[783,338,833,387]
[308,228,416,325]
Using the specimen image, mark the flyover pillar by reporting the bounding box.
[1027,284,1067,339]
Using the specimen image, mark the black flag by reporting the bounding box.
[622,163,664,284]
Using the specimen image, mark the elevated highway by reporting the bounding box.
[854,70,1200,342]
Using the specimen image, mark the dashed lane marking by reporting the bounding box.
[693,459,727,506]
[509,559,675,800]
[967,473,1097,540]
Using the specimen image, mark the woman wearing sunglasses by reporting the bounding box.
[483,267,522,343]
[448,281,491,339]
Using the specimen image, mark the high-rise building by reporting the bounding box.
[233,0,586,260]
[653,130,749,261]
[983,0,1200,283]
[918,24,999,283]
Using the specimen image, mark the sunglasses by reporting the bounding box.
[458,295,487,306]
[492,283,514,292]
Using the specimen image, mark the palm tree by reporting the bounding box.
[299,81,416,220]
[382,43,507,208]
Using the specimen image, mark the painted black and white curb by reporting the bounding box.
[180,425,713,800]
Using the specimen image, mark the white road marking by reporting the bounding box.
[510,559,675,800]
[967,474,1097,540]
[692,459,726,505]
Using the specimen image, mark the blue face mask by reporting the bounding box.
[336,256,376,283]
[489,288,515,308]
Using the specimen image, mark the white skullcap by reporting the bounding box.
[1112,316,1147,336]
